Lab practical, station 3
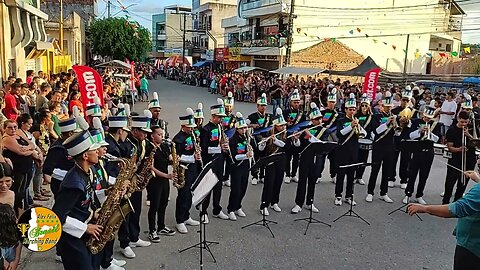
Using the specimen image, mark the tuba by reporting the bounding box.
[86,153,138,254]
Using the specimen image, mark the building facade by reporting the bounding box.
[0,0,49,81]
[223,0,465,73]
[192,0,237,52]
[152,6,192,59]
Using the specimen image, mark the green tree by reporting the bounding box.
[87,17,152,61]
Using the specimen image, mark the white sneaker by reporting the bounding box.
[402,196,410,204]
[259,178,264,183]
[345,198,357,206]
[334,197,342,206]
[291,205,302,214]
[129,239,151,248]
[440,192,444,197]
[331,176,336,184]
[228,212,237,221]
[176,223,188,234]
[251,178,258,185]
[316,178,321,184]
[120,246,136,258]
[270,203,282,212]
[380,195,394,203]
[55,255,62,263]
[145,200,150,206]
[284,177,291,184]
[224,180,231,187]
[214,211,229,220]
[260,208,270,216]
[201,214,209,224]
[102,263,125,270]
[305,204,319,213]
[291,176,298,183]
[112,258,126,267]
[235,209,246,217]
[185,217,200,226]
[365,194,373,202]
[356,178,366,185]
[400,183,407,189]
[415,197,427,205]
[388,181,395,188]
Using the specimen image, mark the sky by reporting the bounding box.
[97,0,480,44]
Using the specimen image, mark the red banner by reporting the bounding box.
[362,68,381,101]
[72,65,104,113]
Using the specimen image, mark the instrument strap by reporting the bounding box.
[294,111,303,125]
[325,113,337,129]
[364,114,372,129]
[341,120,356,146]
[315,127,327,140]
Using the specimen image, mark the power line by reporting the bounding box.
[293,0,480,11]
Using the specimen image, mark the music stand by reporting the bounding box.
[179,158,221,269]
[241,153,285,238]
[387,140,431,221]
[295,142,337,235]
[332,162,374,225]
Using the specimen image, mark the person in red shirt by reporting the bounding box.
[4,83,20,120]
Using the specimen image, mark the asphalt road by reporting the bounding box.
[20,77,462,270]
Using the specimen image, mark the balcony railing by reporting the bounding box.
[229,37,280,48]
[241,0,283,11]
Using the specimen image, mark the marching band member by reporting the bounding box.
[226,112,254,220]
[200,98,230,222]
[43,116,78,262]
[44,117,77,198]
[402,101,442,205]
[105,114,131,176]
[318,88,339,183]
[90,118,127,270]
[52,129,103,270]
[354,94,373,185]
[149,92,169,138]
[335,94,367,206]
[391,86,418,189]
[291,103,330,214]
[442,106,477,204]
[222,92,236,187]
[366,91,395,203]
[283,89,306,184]
[247,93,271,185]
[258,108,294,214]
[173,108,201,233]
[118,111,153,259]
[147,126,176,243]
[194,102,204,130]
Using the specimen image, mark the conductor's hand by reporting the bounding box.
[407,204,427,216]
[464,170,480,183]
[86,224,103,240]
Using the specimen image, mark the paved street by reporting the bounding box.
[20,77,461,270]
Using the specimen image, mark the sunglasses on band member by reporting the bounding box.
[361,104,369,107]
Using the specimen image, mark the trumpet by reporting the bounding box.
[351,116,366,139]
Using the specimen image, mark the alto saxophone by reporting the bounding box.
[86,153,138,254]
[193,131,203,168]
[132,141,157,192]
[169,140,185,189]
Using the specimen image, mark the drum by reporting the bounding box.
[434,143,447,156]
[358,139,373,151]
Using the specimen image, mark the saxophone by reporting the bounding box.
[193,131,203,168]
[219,124,233,162]
[132,141,157,192]
[169,140,185,189]
[86,153,138,254]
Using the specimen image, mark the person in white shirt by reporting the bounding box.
[439,92,457,131]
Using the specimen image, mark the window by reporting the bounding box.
[446,44,452,52]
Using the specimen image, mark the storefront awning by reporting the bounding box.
[233,66,267,73]
[270,67,326,76]
[192,61,212,68]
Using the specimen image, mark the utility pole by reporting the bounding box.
[182,12,187,74]
[107,0,111,18]
[59,0,64,53]
[284,0,295,67]
[403,34,410,80]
